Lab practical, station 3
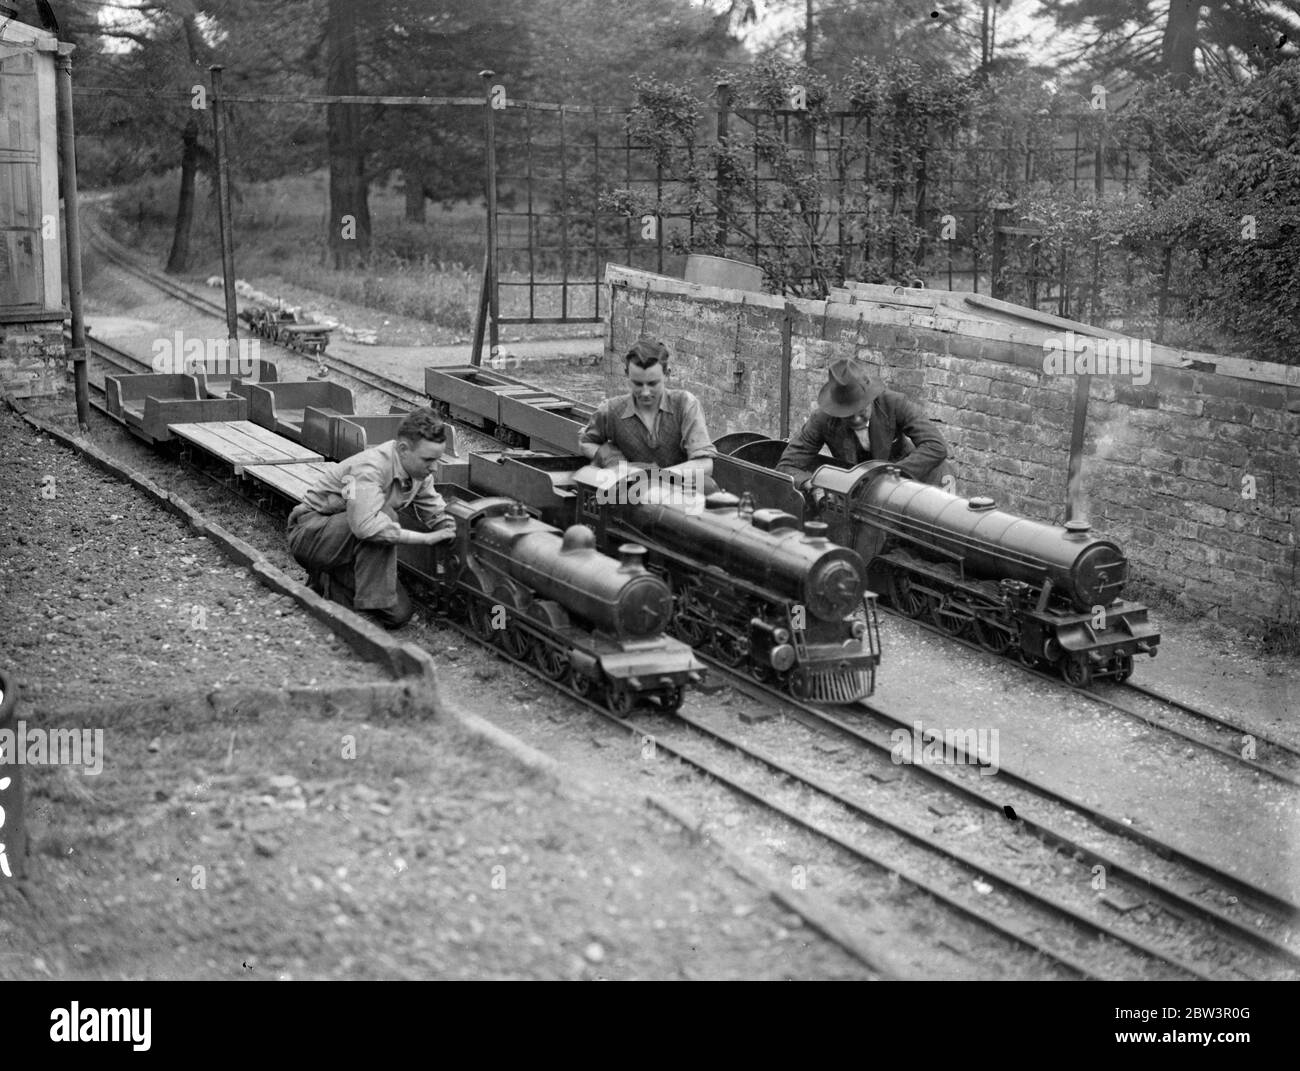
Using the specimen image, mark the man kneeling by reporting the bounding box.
[288,407,455,629]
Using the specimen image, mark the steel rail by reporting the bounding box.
[695,657,1300,967]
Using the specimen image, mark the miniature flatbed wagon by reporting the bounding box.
[239,304,332,356]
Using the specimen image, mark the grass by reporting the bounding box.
[101,170,604,333]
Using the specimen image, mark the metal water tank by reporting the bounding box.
[684,254,764,292]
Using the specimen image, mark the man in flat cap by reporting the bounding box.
[777,358,950,508]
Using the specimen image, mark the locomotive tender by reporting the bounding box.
[712,446,1160,687]
[464,453,883,703]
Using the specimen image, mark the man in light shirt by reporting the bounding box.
[777,358,950,510]
[579,339,717,486]
[287,408,455,629]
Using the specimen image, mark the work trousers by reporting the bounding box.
[287,504,413,628]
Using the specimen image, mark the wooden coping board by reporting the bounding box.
[168,421,323,474]
[243,461,335,504]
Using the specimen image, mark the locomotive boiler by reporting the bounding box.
[471,499,672,639]
[841,464,1128,611]
[400,493,703,713]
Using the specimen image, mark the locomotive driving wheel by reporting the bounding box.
[890,572,929,619]
[467,597,498,644]
[715,631,749,668]
[531,642,569,681]
[500,620,531,660]
[973,617,1016,656]
[928,597,971,638]
[674,613,709,647]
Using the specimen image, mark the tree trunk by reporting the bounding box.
[404,169,426,223]
[326,0,371,268]
[1162,0,1200,87]
[166,13,205,275]
[165,117,199,274]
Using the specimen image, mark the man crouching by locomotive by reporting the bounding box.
[778,358,951,511]
[579,338,718,493]
[288,408,455,629]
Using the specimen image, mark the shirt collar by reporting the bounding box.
[386,440,412,487]
[617,392,670,419]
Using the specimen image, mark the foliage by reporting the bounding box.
[603,53,1299,361]
[1006,62,1300,361]
[757,0,1018,80]
[1039,0,1300,83]
[1148,61,1300,359]
[604,56,988,296]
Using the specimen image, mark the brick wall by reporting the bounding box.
[604,266,1300,632]
[0,323,66,399]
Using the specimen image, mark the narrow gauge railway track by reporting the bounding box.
[80,333,153,378]
[85,224,430,415]
[79,329,1300,958]
[688,655,1300,977]
[406,602,1193,980]
[1116,678,1300,772]
[129,434,1110,979]
[103,409,1193,982]
[76,378,1294,981]
[879,602,1300,788]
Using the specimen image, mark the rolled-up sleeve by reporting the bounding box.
[776,412,830,487]
[411,479,452,532]
[678,394,716,460]
[579,402,611,448]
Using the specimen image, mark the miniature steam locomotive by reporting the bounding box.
[399,492,704,714]
[463,453,882,703]
[711,445,1159,687]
